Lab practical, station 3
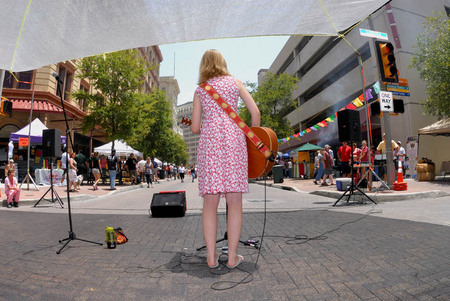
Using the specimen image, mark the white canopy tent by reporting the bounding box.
[10,118,66,144]
[94,140,143,158]
[0,0,388,72]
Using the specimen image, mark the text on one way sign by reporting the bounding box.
[379,91,393,112]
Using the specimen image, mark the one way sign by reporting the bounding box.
[379,91,393,112]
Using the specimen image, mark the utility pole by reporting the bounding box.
[0,69,5,99]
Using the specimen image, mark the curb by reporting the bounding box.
[2,183,145,208]
[253,181,450,202]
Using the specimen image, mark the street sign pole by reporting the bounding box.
[383,113,395,187]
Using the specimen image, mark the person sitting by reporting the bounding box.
[5,170,20,208]
[4,159,15,178]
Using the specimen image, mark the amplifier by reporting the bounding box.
[150,191,186,217]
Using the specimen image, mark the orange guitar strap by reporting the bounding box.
[201,82,273,160]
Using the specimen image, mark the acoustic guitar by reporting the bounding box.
[181,117,278,179]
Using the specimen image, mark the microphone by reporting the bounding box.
[52,72,63,84]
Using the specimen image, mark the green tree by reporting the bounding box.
[410,12,450,119]
[130,89,188,164]
[239,72,298,138]
[73,49,155,150]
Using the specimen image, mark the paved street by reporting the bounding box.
[1,179,449,300]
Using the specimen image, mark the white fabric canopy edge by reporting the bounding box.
[0,0,389,72]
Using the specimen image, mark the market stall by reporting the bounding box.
[289,143,322,178]
[418,118,450,179]
[94,140,143,158]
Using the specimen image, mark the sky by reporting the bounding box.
[158,36,290,105]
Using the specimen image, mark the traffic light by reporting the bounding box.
[393,98,404,113]
[0,100,13,115]
[375,41,398,83]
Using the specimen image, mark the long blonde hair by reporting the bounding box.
[198,49,231,84]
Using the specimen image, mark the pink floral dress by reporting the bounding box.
[195,76,248,197]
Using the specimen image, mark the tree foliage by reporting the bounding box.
[410,12,450,119]
[239,72,298,138]
[128,89,189,165]
[73,49,189,164]
[73,49,154,149]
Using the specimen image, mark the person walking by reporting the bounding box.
[125,153,138,185]
[152,158,159,183]
[144,157,153,188]
[91,152,101,190]
[313,149,324,185]
[191,49,260,269]
[107,149,119,190]
[179,164,186,183]
[68,152,80,192]
[191,165,196,182]
[322,145,335,186]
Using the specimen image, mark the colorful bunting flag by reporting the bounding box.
[352,97,364,107]
[277,81,382,143]
[345,103,357,110]
[373,81,380,94]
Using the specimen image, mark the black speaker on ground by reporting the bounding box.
[337,110,361,142]
[42,129,62,158]
[150,191,186,217]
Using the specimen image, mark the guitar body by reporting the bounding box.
[247,127,278,179]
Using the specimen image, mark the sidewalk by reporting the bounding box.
[1,180,145,207]
[257,176,450,202]
[4,176,450,208]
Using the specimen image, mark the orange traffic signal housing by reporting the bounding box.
[375,41,398,83]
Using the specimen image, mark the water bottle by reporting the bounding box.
[105,226,116,249]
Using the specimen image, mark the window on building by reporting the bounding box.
[278,53,295,75]
[78,82,89,110]
[58,65,73,100]
[2,70,34,89]
[294,36,312,54]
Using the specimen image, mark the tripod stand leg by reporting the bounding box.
[56,237,71,254]
[353,185,377,204]
[20,173,40,191]
[370,168,390,189]
[333,186,351,206]
[52,190,64,208]
[57,231,103,254]
[34,186,52,207]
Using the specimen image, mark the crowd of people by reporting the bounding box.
[58,149,197,191]
[312,134,407,187]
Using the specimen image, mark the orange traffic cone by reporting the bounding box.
[393,157,407,190]
[397,157,403,183]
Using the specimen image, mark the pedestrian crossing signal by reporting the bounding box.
[375,41,398,83]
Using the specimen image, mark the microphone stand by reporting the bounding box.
[54,75,103,254]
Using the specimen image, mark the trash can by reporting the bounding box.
[159,169,165,179]
[272,165,284,183]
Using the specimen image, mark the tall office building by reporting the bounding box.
[176,101,200,165]
[269,0,447,161]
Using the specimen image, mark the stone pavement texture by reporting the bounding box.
[0,177,449,300]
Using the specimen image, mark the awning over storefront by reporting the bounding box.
[10,99,63,113]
